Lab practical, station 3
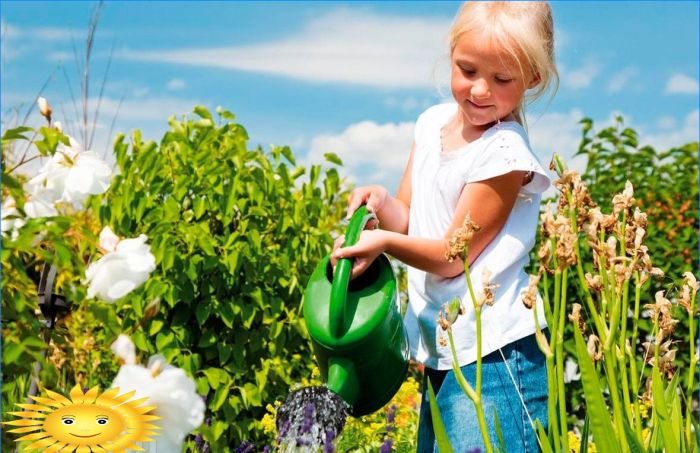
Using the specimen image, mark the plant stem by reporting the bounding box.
[604,347,628,453]
[555,268,569,453]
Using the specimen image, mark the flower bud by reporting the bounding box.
[37,97,52,122]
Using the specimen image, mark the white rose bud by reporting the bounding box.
[37,97,52,122]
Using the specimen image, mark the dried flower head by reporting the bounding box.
[522,274,540,309]
[584,272,603,292]
[568,303,585,332]
[612,181,635,217]
[683,271,699,293]
[480,268,499,307]
[445,213,480,262]
[587,334,602,362]
[438,297,464,330]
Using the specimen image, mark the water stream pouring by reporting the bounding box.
[302,205,409,416]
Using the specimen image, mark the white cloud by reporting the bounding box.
[306,120,414,189]
[560,60,601,90]
[167,78,186,91]
[2,22,78,41]
[606,66,639,93]
[665,73,699,95]
[640,110,699,150]
[117,9,451,88]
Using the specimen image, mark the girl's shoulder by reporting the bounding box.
[413,103,457,146]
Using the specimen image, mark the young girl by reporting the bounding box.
[331,1,558,451]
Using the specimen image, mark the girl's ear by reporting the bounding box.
[527,72,541,89]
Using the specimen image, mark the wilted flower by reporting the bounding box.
[26,135,112,209]
[111,334,137,365]
[587,334,602,361]
[85,226,156,303]
[568,303,584,332]
[480,268,498,307]
[612,181,635,217]
[584,272,603,292]
[445,214,480,262]
[37,96,52,122]
[438,297,464,330]
[111,354,205,453]
[522,274,540,309]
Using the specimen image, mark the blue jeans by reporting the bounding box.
[417,331,548,453]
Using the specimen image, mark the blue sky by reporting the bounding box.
[2,1,698,192]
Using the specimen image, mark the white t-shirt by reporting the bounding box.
[404,103,550,370]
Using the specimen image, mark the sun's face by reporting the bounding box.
[4,385,161,452]
[43,404,126,445]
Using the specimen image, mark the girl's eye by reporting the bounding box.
[460,67,475,75]
[495,77,513,84]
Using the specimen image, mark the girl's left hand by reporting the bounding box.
[331,229,387,280]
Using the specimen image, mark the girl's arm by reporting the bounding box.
[345,144,415,234]
[333,170,526,280]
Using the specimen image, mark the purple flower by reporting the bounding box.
[380,438,393,453]
[194,433,204,450]
[386,404,397,432]
[202,444,210,453]
[205,417,212,427]
[235,440,255,453]
[300,402,315,434]
[263,446,272,453]
[276,419,291,443]
[466,449,481,453]
[324,428,336,453]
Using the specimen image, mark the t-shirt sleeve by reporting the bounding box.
[465,126,551,193]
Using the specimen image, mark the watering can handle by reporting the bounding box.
[329,205,377,338]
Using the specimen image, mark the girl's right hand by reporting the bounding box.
[346,185,388,220]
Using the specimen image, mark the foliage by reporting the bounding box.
[2,106,351,449]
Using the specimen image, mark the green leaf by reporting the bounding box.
[652,365,679,452]
[535,420,553,453]
[195,302,212,326]
[622,418,646,453]
[427,379,454,453]
[493,406,506,453]
[323,152,343,166]
[194,105,213,120]
[2,126,33,141]
[573,325,621,453]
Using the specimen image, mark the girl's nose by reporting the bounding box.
[471,79,491,98]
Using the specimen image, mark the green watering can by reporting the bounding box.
[303,206,409,416]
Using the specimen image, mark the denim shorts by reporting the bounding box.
[417,331,548,453]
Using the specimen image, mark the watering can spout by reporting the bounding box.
[326,357,359,407]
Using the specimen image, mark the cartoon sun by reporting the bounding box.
[4,385,161,452]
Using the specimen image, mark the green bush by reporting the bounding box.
[2,106,351,449]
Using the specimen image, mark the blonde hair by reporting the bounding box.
[448,1,559,126]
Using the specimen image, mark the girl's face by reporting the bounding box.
[450,33,536,130]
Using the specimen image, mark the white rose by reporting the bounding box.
[85,227,156,303]
[27,135,112,209]
[111,354,205,453]
[110,334,137,365]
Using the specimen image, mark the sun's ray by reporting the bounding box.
[16,403,52,411]
[8,410,47,418]
[44,441,68,452]
[95,387,120,403]
[76,445,92,453]
[82,385,100,403]
[15,431,51,441]
[45,389,72,406]
[26,436,59,449]
[30,395,65,407]
[7,426,43,434]
[4,419,44,426]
